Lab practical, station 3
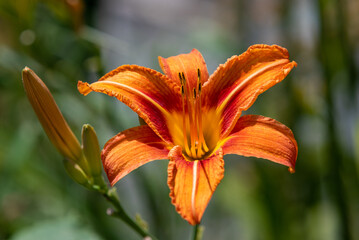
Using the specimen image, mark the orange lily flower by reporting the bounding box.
[78,44,298,225]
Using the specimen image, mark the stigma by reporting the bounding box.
[179,69,209,160]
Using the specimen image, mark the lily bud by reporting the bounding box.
[22,67,82,162]
[63,158,91,188]
[82,124,102,181]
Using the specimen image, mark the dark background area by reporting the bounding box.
[0,0,358,239]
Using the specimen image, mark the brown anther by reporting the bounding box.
[181,72,186,81]
[178,72,183,84]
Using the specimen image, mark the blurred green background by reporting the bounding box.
[1,0,359,239]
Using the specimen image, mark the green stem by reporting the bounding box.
[102,187,158,240]
[192,224,202,240]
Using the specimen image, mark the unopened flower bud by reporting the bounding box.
[22,67,82,162]
[63,158,90,188]
[82,124,102,180]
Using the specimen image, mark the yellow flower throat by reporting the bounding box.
[177,69,210,160]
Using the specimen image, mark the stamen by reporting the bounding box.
[192,88,199,158]
[195,98,204,158]
[179,73,191,156]
[177,69,210,160]
[197,69,201,89]
[181,72,197,158]
[189,97,198,158]
[196,69,209,156]
[178,72,183,85]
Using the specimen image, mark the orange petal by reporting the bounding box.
[222,115,297,171]
[158,49,209,90]
[202,44,297,138]
[167,146,224,225]
[102,125,169,186]
[78,65,181,144]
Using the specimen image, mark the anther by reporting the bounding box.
[197,69,202,95]
[181,72,186,81]
[178,72,183,84]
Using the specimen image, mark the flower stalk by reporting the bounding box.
[103,187,158,240]
[192,224,203,240]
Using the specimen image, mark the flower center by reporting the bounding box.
[178,69,210,160]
